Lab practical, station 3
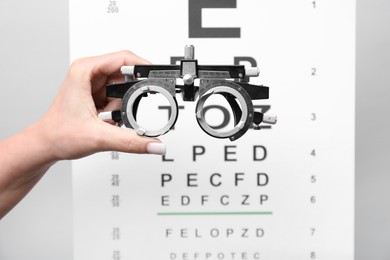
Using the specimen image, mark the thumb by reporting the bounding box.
[98,123,166,155]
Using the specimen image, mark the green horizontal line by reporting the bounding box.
[157,211,273,216]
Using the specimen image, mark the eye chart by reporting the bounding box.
[70,1,355,260]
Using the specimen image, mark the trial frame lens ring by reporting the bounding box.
[121,83,178,137]
[195,81,253,140]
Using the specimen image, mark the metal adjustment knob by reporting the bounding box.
[262,114,278,124]
[245,67,260,77]
[184,45,195,60]
[183,74,194,85]
[121,66,135,82]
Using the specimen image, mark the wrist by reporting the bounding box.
[0,121,57,219]
[29,116,63,162]
[22,120,60,166]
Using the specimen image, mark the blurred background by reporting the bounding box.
[0,0,389,259]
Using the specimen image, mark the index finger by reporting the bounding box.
[90,50,150,79]
[86,50,150,94]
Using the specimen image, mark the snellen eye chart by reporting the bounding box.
[70,1,355,259]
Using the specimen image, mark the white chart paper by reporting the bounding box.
[71,1,355,259]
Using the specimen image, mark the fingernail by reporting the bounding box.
[147,142,166,155]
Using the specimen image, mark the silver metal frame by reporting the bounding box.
[121,79,178,137]
[196,80,254,141]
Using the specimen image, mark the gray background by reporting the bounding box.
[0,0,389,259]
